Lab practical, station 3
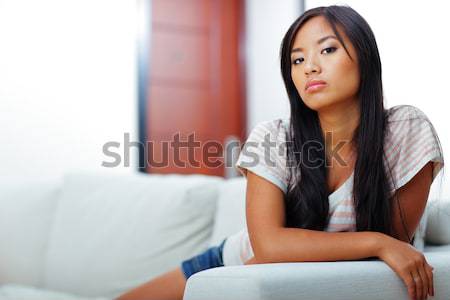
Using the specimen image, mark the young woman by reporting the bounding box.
[117,5,444,300]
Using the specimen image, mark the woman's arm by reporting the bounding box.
[245,169,383,263]
[246,162,433,263]
[390,162,433,243]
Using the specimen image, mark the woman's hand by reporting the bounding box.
[376,234,434,300]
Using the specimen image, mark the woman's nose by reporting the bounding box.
[304,56,321,75]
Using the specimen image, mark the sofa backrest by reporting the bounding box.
[0,178,61,286]
[41,171,223,299]
[209,177,247,247]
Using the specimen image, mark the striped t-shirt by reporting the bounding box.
[222,105,444,266]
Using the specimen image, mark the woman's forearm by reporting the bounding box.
[257,228,385,263]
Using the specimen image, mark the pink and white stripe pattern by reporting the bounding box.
[313,105,443,233]
[230,105,444,265]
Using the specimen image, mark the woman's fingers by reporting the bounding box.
[424,263,434,297]
[417,265,428,300]
[411,270,423,300]
[405,271,417,300]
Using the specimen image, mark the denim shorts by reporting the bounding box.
[181,238,226,280]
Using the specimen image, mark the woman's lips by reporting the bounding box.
[305,82,327,93]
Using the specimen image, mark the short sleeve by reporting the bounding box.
[235,119,289,194]
[384,105,444,197]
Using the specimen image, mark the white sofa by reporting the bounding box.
[0,171,449,300]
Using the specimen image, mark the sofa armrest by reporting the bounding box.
[183,252,450,300]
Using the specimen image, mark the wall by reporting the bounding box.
[0,0,301,180]
[0,0,138,180]
[244,0,300,130]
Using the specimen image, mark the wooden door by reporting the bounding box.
[139,0,246,176]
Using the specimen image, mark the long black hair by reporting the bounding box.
[280,5,396,237]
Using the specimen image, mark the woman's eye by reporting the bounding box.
[292,58,304,65]
[292,48,336,65]
[321,47,337,54]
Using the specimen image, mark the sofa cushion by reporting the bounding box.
[425,198,450,245]
[43,171,222,298]
[424,243,450,252]
[209,177,247,247]
[0,178,61,286]
[0,284,108,300]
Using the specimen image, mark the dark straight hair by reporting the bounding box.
[280,5,400,239]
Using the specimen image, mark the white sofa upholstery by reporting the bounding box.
[184,250,450,300]
[0,171,449,300]
[0,171,223,299]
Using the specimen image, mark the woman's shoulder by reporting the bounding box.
[384,104,438,149]
[235,117,291,194]
[385,104,430,123]
[384,104,438,146]
[383,104,444,196]
[249,118,290,139]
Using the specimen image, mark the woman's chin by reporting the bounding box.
[302,98,334,112]
[302,93,354,113]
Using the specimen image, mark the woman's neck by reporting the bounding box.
[317,99,360,163]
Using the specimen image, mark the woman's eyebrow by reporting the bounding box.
[291,35,338,53]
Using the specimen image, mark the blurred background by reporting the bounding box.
[0,0,448,197]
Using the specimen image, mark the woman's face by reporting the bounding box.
[290,16,360,112]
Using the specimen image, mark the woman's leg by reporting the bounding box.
[116,238,227,300]
[243,256,258,265]
[116,267,186,300]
